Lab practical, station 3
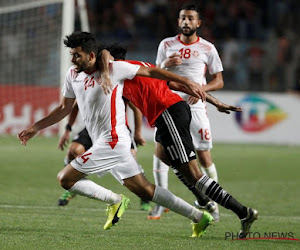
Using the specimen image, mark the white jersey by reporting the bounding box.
[156,35,223,111]
[62,61,140,146]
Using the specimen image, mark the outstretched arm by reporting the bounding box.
[205,92,242,114]
[18,97,75,146]
[169,81,242,114]
[136,66,206,102]
[58,101,79,151]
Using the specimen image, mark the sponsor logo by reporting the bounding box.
[189,151,196,157]
[235,95,287,132]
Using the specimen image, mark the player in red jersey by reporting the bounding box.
[100,44,258,238]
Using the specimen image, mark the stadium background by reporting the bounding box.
[0,0,299,145]
[0,1,300,249]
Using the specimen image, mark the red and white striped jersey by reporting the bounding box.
[62,61,140,147]
[156,35,223,110]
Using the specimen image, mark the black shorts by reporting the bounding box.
[155,101,196,167]
[72,128,93,151]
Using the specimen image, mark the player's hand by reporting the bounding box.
[100,73,113,95]
[187,96,199,105]
[18,126,38,146]
[163,53,182,68]
[134,133,146,146]
[188,81,206,102]
[217,104,242,114]
[58,131,70,151]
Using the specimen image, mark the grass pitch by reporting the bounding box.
[0,136,299,249]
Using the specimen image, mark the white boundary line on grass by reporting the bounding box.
[1,204,300,220]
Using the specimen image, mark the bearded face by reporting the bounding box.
[178,10,201,37]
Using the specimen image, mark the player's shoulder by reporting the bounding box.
[67,65,78,79]
[125,60,155,67]
[198,37,217,51]
[159,35,179,47]
[160,35,177,43]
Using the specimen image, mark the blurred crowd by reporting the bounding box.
[83,0,300,92]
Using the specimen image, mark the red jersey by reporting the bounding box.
[122,60,183,126]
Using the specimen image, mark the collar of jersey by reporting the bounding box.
[84,69,98,75]
[176,34,200,45]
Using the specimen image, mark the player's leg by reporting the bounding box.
[190,111,218,182]
[57,142,86,205]
[156,102,257,238]
[130,142,152,211]
[110,146,212,237]
[58,164,122,205]
[175,160,258,238]
[154,102,213,213]
[123,173,213,237]
[149,143,212,220]
[58,164,126,230]
[58,141,134,230]
[197,150,217,181]
[148,151,170,219]
[58,128,92,206]
[190,111,219,220]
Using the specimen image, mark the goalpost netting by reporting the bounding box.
[0,0,75,136]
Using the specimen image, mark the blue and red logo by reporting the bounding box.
[235,95,287,132]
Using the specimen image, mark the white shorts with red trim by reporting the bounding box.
[190,109,213,151]
[70,139,143,184]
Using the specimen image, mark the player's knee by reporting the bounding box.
[57,171,72,190]
[68,143,85,160]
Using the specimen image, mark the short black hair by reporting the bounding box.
[64,31,98,54]
[180,3,201,18]
[106,43,127,60]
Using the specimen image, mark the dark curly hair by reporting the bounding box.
[64,31,98,54]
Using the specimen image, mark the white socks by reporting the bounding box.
[152,185,203,223]
[201,163,218,182]
[153,155,169,189]
[69,179,121,205]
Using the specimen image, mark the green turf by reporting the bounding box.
[0,135,299,249]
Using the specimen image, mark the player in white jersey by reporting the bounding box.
[56,100,151,211]
[149,3,224,221]
[18,31,218,237]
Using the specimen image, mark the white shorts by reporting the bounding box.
[190,109,213,151]
[70,139,143,184]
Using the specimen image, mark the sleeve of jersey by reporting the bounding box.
[155,40,166,66]
[207,45,224,75]
[62,67,76,98]
[113,61,140,81]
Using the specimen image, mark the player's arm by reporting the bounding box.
[136,66,205,101]
[169,81,241,114]
[98,49,113,94]
[185,72,224,104]
[202,71,224,92]
[205,92,242,114]
[18,97,75,146]
[58,101,79,151]
[127,101,146,146]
